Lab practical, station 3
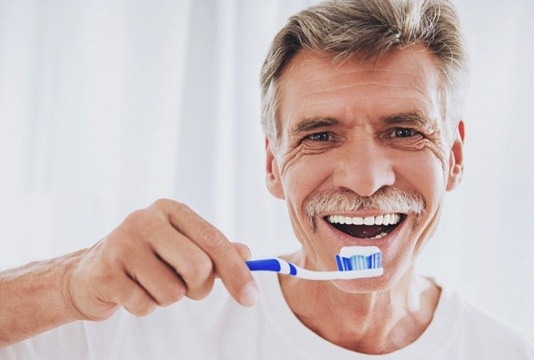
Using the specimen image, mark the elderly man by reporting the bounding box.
[1,0,533,358]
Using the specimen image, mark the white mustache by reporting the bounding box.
[305,188,425,228]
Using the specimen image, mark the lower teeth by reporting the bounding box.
[369,232,388,240]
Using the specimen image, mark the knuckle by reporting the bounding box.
[120,209,166,244]
[150,199,192,226]
[103,230,136,260]
[168,201,194,223]
[197,225,228,254]
[171,200,188,212]
[151,198,182,212]
[126,290,155,317]
[187,253,213,281]
[132,302,156,317]
[121,210,158,239]
[186,276,215,301]
[123,209,150,228]
[180,267,210,290]
[152,198,171,209]
[161,283,186,306]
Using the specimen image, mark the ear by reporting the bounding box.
[265,137,285,199]
[446,120,465,191]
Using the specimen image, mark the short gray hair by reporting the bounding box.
[260,0,468,142]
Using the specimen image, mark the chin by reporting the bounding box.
[331,280,385,294]
[331,268,401,294]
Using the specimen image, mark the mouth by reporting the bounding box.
[325,213,406,240]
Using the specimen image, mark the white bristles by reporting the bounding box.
[287,265,383,280]
[339,246,380,257]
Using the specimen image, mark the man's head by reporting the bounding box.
[261,0,466,292]
[261,0,468,144]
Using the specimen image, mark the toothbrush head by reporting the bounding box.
[335,246,382,271]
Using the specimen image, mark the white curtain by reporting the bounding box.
[1,0,532,336]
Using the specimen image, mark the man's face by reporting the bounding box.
[265,45,464,291]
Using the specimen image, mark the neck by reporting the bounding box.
[278,252,441,355]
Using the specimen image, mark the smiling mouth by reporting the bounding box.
[325,213,406,240]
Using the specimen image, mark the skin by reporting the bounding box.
[265,45,464,354]
[0,200,259,348]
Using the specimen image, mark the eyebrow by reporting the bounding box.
[381,112,437,129]
[290,117,340,136]
[289,111,437,137]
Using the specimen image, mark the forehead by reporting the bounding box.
[277,45,442,133]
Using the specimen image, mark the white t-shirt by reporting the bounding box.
[2,272,533,359]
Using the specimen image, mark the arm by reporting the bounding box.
[0,251,84,348]
[0,199,258,348]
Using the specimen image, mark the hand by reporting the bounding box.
[64,199,259,321]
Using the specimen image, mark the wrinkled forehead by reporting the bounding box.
[276,46,443,134]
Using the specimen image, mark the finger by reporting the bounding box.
[214,243,250,279]
[160,201,259,307]
[232,242,252,260]
[123,245,187,306]
[145,223,216,301]
[105,271,159,317]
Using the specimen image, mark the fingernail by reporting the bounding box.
[241,247,251,260]
[240,283,259,307]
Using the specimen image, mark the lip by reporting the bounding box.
[319,212,409,248]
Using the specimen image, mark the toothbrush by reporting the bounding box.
[245,246,383,280]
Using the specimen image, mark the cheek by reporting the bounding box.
[396,147,448,206]
[396,148,448,259]
[279,151,334,206]
[278,153,338,264]
[426,140,451,182]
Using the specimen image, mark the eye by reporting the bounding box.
[296,131,340,152]
[306,132,333,142]
[390,128,419,138]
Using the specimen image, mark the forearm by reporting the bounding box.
[0,250,85,348]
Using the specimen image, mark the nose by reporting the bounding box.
[332,138,395,197]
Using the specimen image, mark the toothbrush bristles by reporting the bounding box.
[336,252,382,271]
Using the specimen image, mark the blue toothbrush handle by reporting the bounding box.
[246,259,282,272]
[246,258,299,276]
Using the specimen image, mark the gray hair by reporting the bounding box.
[260,0,468,142]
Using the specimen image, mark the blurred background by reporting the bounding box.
[1,0,533,336]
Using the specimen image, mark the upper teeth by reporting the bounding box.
[327,213,402,226]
